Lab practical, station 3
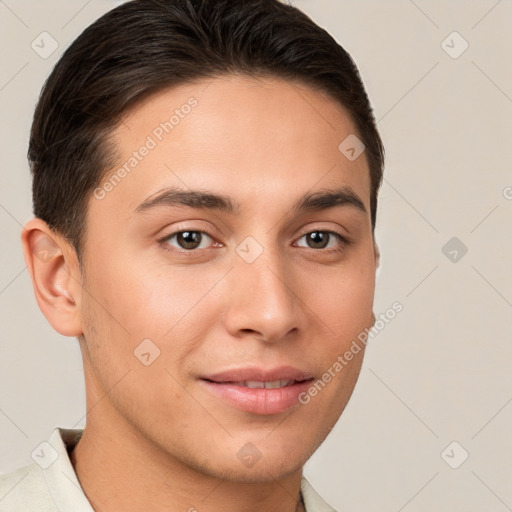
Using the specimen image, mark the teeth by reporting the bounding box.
[245,381,265,389]
[241,380,294,389]
[264,380,288,389]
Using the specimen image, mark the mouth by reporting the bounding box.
[199,366,315,415]
[217,379,305,389]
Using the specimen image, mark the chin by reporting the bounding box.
[179,438,310,484]
[206,457,305,484]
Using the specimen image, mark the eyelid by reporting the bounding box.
[157,219,219,241]
[295,224,351,243]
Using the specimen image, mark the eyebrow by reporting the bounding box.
[134,185,367,216]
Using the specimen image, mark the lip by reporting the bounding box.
[199,366,315,415]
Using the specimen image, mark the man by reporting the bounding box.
[1,0,384,510]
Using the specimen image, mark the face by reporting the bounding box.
[78,74,378,482]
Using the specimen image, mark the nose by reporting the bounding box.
[222,248,303,343]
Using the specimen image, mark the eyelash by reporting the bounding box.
[158,229,351,255]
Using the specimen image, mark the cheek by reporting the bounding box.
[80,247,226,373]
[79,259,206,426]
[84,246,199,334]
[307,260,375,343]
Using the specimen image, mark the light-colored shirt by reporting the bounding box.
[0,427,336,511]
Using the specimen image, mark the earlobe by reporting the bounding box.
[21,218,83,337]
[374,241,380,268]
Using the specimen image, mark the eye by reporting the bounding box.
[295,230,348,251]
[161,230,215,251]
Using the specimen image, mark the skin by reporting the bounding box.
[22,74,380,512]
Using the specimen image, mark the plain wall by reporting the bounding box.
[1,1,511,510]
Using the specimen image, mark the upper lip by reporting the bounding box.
[201,365,315,383]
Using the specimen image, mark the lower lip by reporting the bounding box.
[199,379,314,415]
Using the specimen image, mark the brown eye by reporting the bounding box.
[295,230,349,252]
[305,231,329,249]
[163,231,213,251]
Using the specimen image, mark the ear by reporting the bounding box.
[21,218,84,337]
[369,240,380,327]
[373,240,380,269]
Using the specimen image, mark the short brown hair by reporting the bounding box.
[29,0,384,262]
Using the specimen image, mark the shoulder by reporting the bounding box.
[0,462,58,512]
[0,427,87,512]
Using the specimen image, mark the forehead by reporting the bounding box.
[91,74,371,221]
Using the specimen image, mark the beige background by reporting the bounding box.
[1,1,511,510]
